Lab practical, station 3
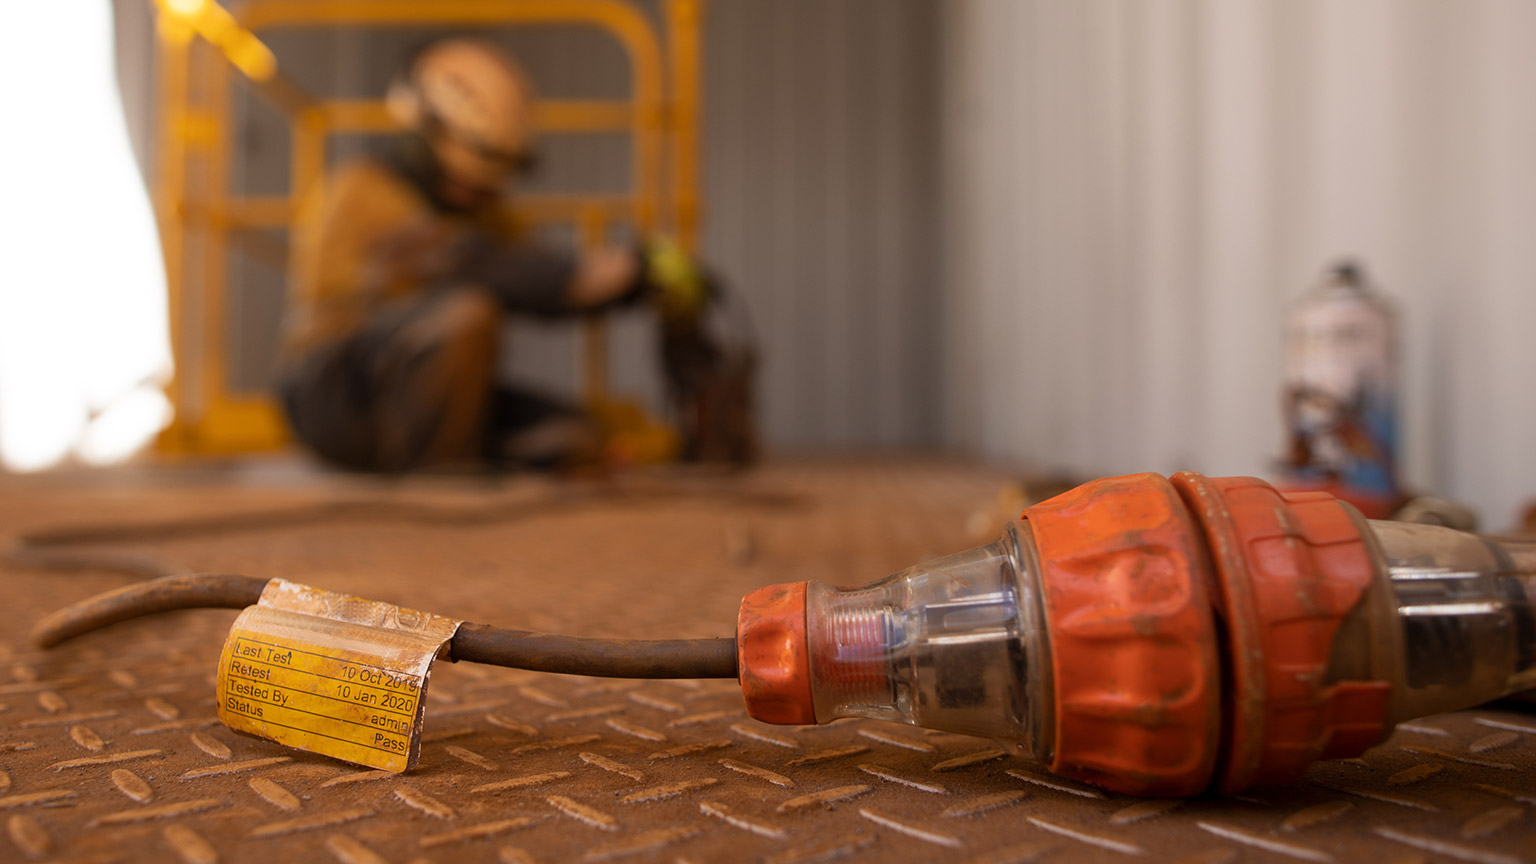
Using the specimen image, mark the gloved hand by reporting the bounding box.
[638,236,714,322]
[632,239,757,464]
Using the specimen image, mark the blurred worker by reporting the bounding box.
[277,38,648,472]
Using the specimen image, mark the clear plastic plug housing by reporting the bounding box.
[1367,521,1536,720]
[802,521,1055,763]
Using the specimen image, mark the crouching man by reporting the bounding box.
[278,38,643,472]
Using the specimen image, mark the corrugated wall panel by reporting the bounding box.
[702,0,943,451]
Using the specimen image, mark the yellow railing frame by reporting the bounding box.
[154,0,704,455]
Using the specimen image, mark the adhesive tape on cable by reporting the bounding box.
[216,579,462,772]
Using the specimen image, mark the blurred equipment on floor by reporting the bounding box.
[1392,495,1479,531]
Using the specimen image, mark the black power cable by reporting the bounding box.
[32,573,739,679]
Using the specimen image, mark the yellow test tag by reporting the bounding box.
[216,579,462,773]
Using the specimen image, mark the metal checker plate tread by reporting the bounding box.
[1,460,1533,863]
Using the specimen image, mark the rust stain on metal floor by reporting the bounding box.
[1,460,1533,862]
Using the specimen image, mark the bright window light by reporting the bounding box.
[0,0,173,471]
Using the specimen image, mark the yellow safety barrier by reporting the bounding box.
[153,0,704,455]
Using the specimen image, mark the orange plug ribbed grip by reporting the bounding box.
[1024,472,1391,796]
[1023,474,1222,796]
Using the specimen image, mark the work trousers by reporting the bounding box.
[277,289,580,473]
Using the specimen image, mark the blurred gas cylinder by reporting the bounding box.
[1280,261,1400,518]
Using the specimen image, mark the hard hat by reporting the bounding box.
[386,39,536,176]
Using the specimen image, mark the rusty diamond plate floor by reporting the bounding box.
[1,459,1533,864]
